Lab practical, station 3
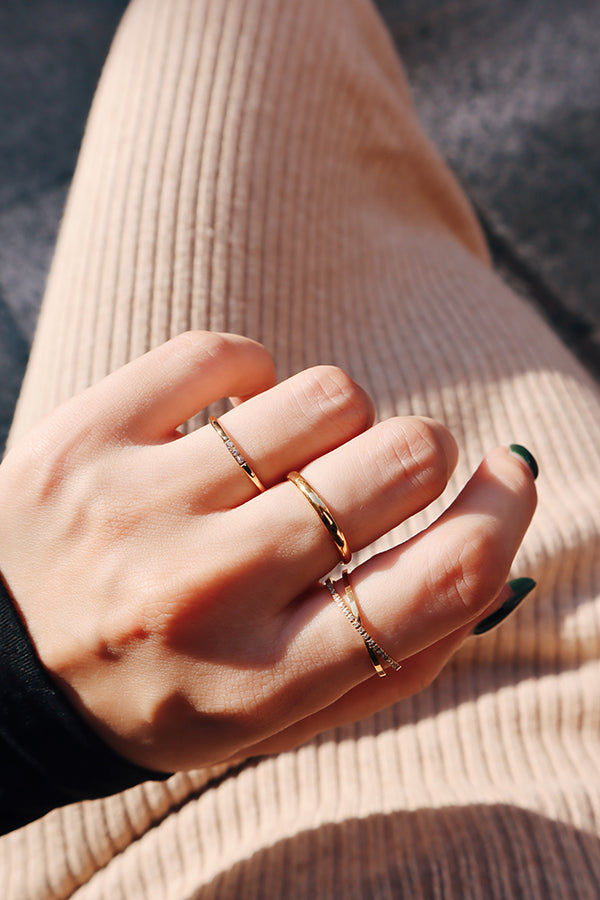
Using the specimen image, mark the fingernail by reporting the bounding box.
[509,444,539,480]
[473,577,536,635]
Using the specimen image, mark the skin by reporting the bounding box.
[0,331,537,773]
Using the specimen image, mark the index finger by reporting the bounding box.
[45,331,277,443]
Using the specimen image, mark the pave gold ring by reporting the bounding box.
[324,571,402,676]
[286,471,351,564]
[210,416,266,493]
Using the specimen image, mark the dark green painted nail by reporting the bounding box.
[509,444,539,480]
[473,577,536,635]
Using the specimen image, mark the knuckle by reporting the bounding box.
[197,330,233,361]
[166,330,231,373]
[6,431,77,505]
[165,329,204,360]
[294,366,372,432]
[178,330,228,364]
[375,418,448,494]
[436,527,505,616]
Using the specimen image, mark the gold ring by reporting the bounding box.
[210,416,266,493]
[287,471,351,564]
[324,571,402,676]
[341,570,385,676]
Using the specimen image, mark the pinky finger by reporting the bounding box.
[225,625,470,763]
[225,577,535,763]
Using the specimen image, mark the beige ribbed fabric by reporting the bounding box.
[3,0,600,896]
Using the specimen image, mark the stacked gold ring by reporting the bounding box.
[210,416,266,493]
[341,570,385,676]
[209,434,398,677]
[287,471,351,564]
[325,571,402,676]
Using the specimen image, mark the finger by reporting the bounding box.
[219,415,459,596]
[204,570,529,765]
[237,568,535,760]
[170,366,375,505]
[225,625,471,762]
[283,446,537,699]
[240,573,533,758]
[210,446,535,754]
[53,332,277,442]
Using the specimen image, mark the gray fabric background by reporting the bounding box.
[1,0,598,452]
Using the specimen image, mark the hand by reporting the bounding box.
[0,331,537,772]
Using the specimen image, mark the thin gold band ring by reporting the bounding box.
[286,471,351,564]
[324,571,402,676]
[210,416,266,493]
[340,570,385,676]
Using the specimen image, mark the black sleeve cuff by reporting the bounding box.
[0,577,170,834]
